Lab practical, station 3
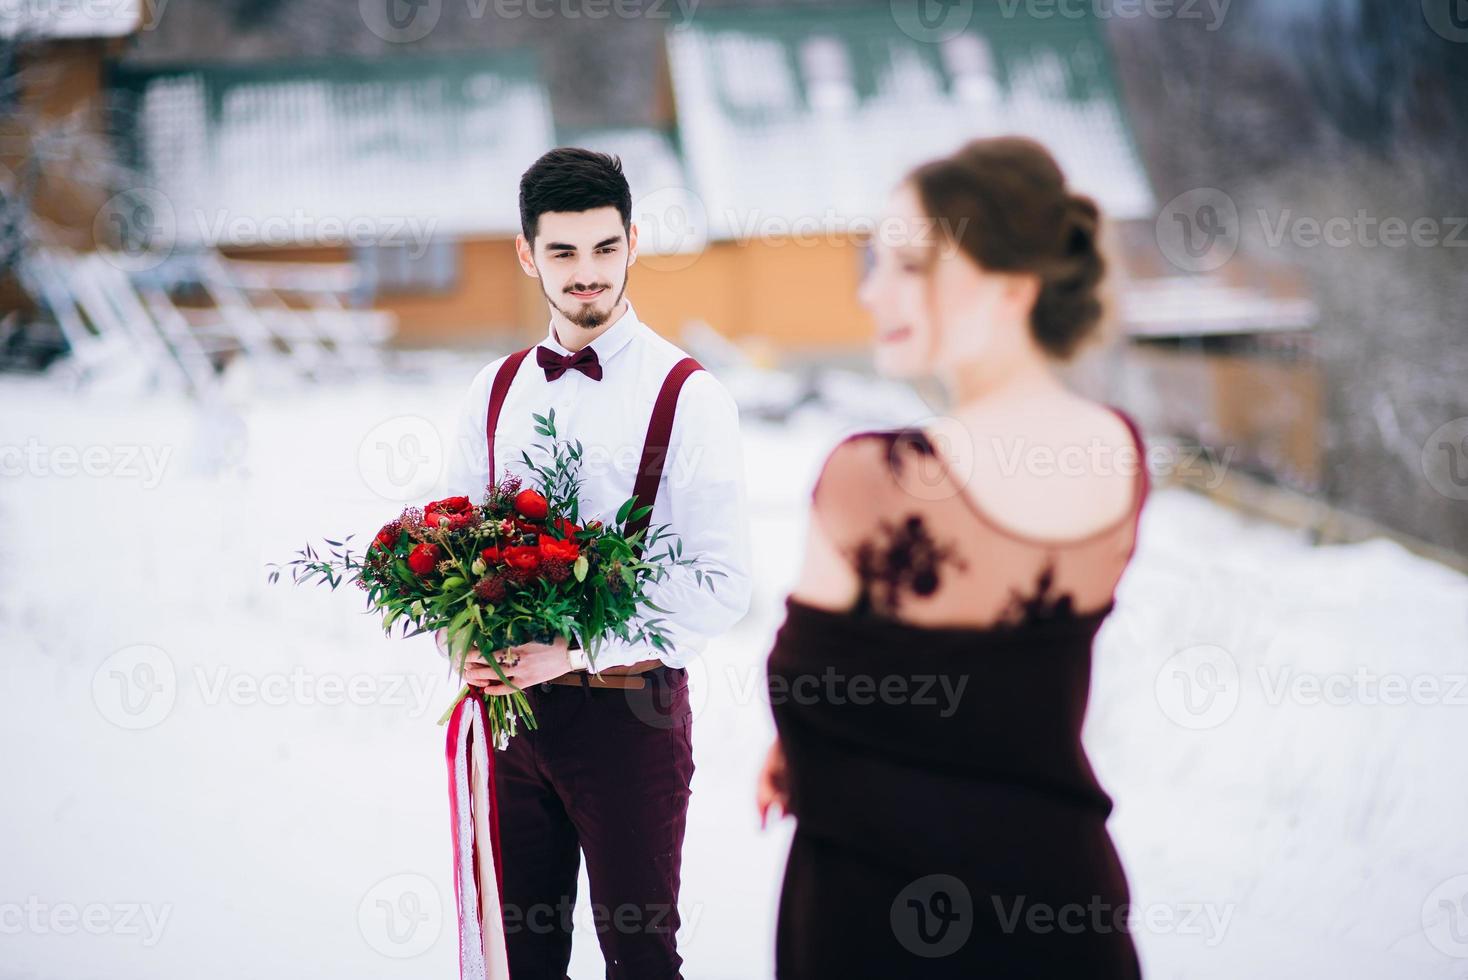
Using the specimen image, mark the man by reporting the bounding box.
[438,147,753,979]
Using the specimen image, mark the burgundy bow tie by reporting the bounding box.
[536,344,603,382]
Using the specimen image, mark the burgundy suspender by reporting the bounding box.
[626,356,704,559]
[484,347,534,487]
[483,349,705,559]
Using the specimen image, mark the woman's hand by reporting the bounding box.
[756,738,790,829]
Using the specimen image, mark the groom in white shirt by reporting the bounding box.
[440,148,752,979]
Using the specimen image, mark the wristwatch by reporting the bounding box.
[567,646,590,671]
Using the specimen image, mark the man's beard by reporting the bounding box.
[546,275,628,330]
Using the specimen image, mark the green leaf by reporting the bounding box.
[616,495,637,525]
[573,555,589,582]
[441,576,465,592]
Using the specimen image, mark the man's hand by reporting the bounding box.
[462,635,573,696]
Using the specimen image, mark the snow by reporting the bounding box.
[2,367,1465,978]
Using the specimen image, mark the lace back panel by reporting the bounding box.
[809,409,1148,631]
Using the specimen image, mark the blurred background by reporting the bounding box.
[2,1,1466,977]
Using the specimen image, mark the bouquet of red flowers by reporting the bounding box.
[270,409,723,744]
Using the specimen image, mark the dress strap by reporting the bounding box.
[1105,404,1150,552]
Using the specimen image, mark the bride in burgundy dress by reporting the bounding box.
[757,136,1149,978]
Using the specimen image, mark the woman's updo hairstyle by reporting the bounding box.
[906,136,1106,360]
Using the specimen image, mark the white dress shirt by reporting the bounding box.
[440,297,753,671]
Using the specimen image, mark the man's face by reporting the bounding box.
[517,206,638,330]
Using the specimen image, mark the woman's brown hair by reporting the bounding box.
[906,136,1105,359]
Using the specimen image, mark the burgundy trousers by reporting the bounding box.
[492,664,695,980]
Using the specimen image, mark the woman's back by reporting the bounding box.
[765,403,1149,978]
[803,401,1148,631]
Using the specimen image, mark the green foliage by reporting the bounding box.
[267,409,724,742]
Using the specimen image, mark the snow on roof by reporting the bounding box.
[1,0,140,39]
[553,126,702,257]
[666,6,1156,241]
[112,53,556,246]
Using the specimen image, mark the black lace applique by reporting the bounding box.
[851,513,970,618]
[996,558,1077,629]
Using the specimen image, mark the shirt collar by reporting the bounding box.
[543,297,642,364]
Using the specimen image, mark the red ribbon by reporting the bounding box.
[446,695,510,979]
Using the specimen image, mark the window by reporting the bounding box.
[354,237,459,295]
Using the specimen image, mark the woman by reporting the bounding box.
[757,137,1148,978]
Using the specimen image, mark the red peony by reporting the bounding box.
[444,511,477,532]
[502,545,541,574]
[539,537,579,562]
[550,517,581,538]
[514,489,549,520]
[480,545,503,565]
[424,496,474,527]
[407,542,442,576]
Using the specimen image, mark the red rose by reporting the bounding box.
[502,545,541,573]
[480,545,503,565]
[539,537,579,562]
[514,489,549,520]
[586,519,603,532]
[407,542,442,576]
[551,517,581,538]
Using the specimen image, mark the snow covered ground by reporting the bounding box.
[2,365,1466,979]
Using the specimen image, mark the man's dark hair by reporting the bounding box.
[518,147,632,245]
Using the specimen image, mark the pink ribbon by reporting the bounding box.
[446,695,511,979]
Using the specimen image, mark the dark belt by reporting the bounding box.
[541,657,664,691]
